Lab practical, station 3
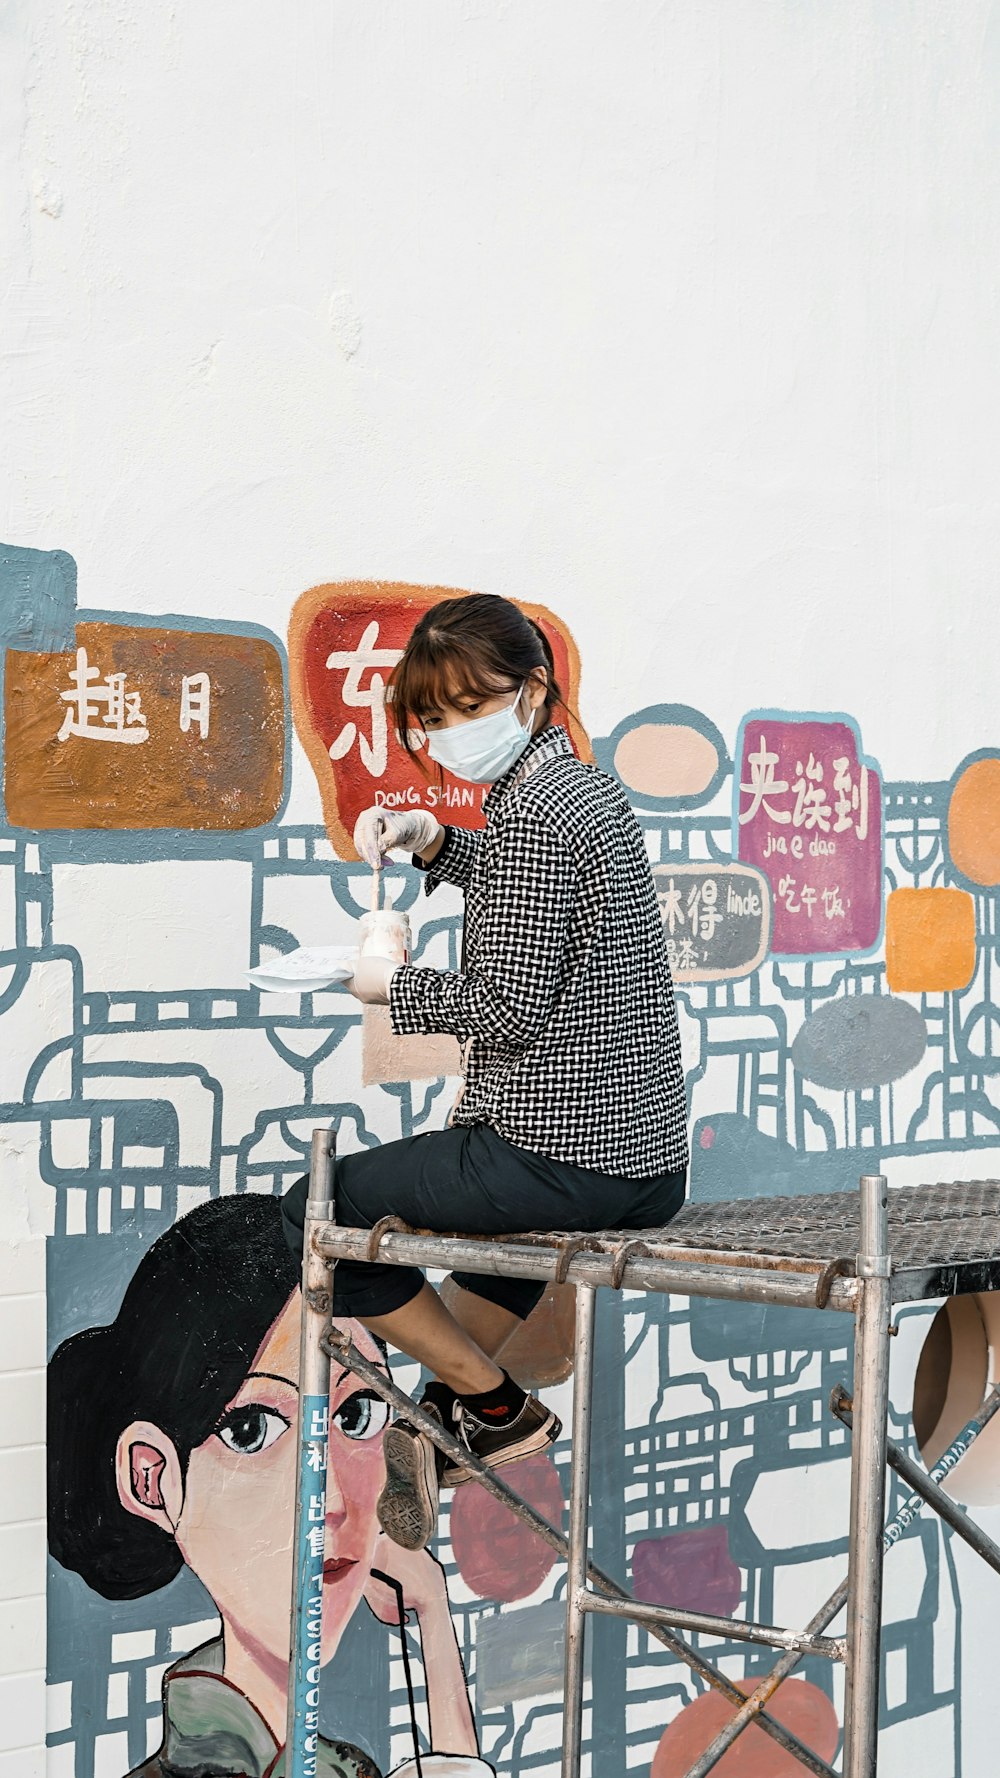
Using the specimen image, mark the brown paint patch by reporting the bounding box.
[4,622,285,830]
[361,1005,462,1085]
[949,756,1000,886]
[651,1677,839,1776]
[441,1276,576,1388]
[288,582,591,860]
[885,887,977,993]
[614,723,719,801]
[500,1283,577,1388]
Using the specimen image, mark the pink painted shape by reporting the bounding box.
[736,718,882,956]
[632,1526,741,1617]
[449,1452,564,1603]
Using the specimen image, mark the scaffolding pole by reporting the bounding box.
[843,1174,891,1778]
[286,1148,1000,1777]
[561,1284,596,1778]
[285,1126,336,1778]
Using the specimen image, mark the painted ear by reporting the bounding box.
[115,1421,184,1531]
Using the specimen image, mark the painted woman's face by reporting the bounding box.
[174,1296,389,1669]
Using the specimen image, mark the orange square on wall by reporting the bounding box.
[885,888,977,992]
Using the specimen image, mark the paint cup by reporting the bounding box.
[358,909,411,965]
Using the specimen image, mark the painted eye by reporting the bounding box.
[333,1389,390,1442]
[215,1405,290,1455]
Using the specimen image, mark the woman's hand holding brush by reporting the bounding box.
[353,807,443,869]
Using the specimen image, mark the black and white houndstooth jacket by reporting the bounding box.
[389,725,689,1178]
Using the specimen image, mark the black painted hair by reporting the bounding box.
[389,593,565,761]
[49,1193,303,1601]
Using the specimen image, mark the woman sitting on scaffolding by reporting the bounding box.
[283,592,689,1551]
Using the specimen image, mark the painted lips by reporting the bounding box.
[322,1557,357,1584]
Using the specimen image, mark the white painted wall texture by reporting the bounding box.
[4,4,1000,1774]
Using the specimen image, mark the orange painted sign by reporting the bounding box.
[289,582,590,859]
[4,620,286,830]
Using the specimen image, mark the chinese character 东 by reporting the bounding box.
[326,620,404,778]
[57,647,149,746]
[739,735,790,825]
[790,754,831,832]
[832,757,869,841]
[179,672,211,739]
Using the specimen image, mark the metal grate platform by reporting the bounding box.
[312,1178,1000,1314]
[666,1178,1000,1288]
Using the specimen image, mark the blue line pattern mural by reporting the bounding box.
[2,551,993,1775]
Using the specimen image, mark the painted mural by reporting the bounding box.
[1,548,995,1774]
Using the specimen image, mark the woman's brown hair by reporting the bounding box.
[389,593,566,761]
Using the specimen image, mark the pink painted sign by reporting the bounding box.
[734,715,883,957]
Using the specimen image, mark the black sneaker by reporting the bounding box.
[449,1392,561,1487]
[375,1383,461,1550]
[377,1406,442,1551]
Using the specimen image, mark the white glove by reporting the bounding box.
[345,955,398,1005]
[353,806,442,869]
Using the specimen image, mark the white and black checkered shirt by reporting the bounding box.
[389,725,689,1177]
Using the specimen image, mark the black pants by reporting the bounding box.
[281,1121,687,1320]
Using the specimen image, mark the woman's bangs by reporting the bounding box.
[390,635,512,728]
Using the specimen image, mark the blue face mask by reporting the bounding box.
[425,683,534,784]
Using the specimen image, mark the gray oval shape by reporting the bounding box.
[791,994,927,1091]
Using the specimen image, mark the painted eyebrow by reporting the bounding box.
[237,1365,389,1392]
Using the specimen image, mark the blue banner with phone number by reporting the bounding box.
[287,1391,329,1778]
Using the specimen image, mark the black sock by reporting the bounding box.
[420,1378,460,1425]
[459,1370,527,1427]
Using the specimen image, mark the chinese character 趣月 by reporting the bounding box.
[56,647,149,746]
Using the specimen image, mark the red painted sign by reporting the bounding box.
[290,582,590,859]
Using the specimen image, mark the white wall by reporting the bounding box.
[4,2,1000,1771]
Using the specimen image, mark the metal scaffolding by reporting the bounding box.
[286,1129,1000,1778]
